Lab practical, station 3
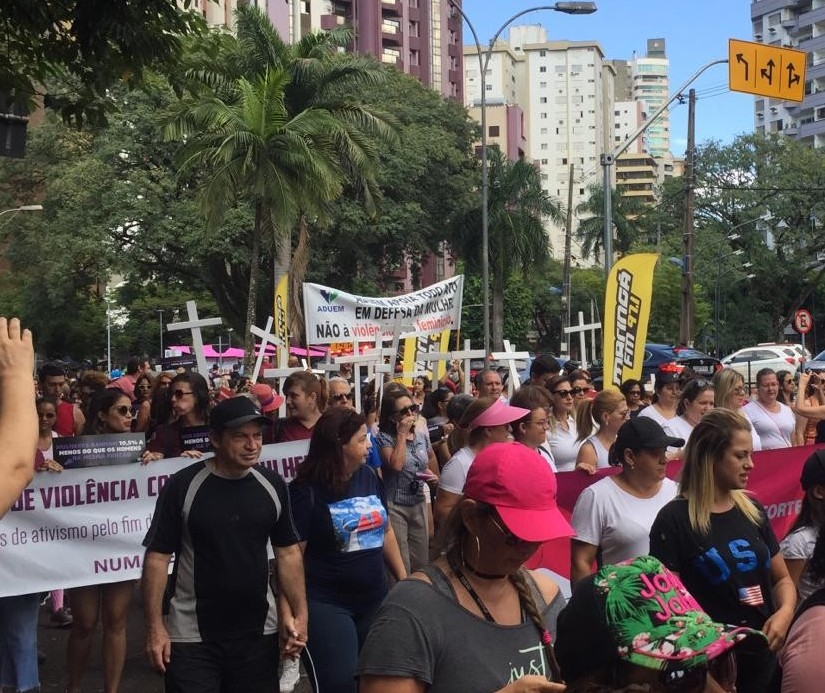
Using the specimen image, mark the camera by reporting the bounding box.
[428,423,445,444]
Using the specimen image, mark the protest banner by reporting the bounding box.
[303,275,463,345]
[602,253,658,390]
[179,426,212,453]
[274,273,289,365]
[401,329,452,385]
[54,434,145,468]
[526,444,822,580]
[0,441,310,597]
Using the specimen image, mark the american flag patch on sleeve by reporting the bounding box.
[738,585,764,606]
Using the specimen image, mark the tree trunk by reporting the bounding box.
[288,215,310,345]
[244,201,265,373]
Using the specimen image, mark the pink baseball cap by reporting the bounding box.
[463,442,574,543]
[251,383,285,414]
[466,397,530,431]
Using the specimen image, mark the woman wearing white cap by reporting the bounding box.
[435,396,529,527]
[358,442,572,692]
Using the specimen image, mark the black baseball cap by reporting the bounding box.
[608,417,684,466]
[209,397,271,432]
[801,449,825,490]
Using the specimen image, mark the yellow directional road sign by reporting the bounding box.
[729,38,806,102]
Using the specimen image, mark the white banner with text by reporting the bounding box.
[0,441,309,597]
[303,275,463,345]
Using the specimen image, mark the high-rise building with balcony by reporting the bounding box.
[751,0,825,147]
[629,39,670,158]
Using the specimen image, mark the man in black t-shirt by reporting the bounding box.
[141,397,307,693]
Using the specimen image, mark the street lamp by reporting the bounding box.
[0,204,43,228]
[449,0,597,355]
[713,251,750,356]
[106,300,112,377]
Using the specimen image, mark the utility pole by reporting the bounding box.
[679,89,696,346]
[561,164,574,356]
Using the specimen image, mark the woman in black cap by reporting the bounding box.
[637,365,681,431]
[569,417,682,587]
[650,408,795,692]
[780,449,825,601]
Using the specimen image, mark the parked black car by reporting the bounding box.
[589,343,722,389]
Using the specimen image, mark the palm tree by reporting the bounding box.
[575,184,646,263]
[169,6,393,359]
[166,67,346,364]
[456,149,564,350]
[213,6,394,342]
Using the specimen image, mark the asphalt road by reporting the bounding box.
[36,587,311,692]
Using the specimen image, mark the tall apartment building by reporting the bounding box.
[629,39,670,158]
[751,0,825,148]
[267,0,462,100]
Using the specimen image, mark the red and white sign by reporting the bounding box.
[794,308,813,334]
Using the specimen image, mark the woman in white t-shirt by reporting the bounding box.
[666,377,715,452]
[435,396,529,527]
[637,366,681,432]
[546,375,581,472]
[713,367,762,452]
[742,368,798,449]
[510,386,556,470]
[569,417,683,587]
[573,390,628,475]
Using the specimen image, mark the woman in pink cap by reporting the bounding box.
[358,442,571,692]
[435,396,529,527]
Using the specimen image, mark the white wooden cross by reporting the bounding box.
[166,300,223,376]
[563,310,602,370]
[491,339,530,397]
[449,340,486,394]
[250,316,284,383]
[418,352,454,388]
[333,346,394,413]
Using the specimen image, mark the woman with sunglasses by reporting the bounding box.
[290,407,406,693]
[620,378,645,418]
[650,409,796,692]
[546,374,582,472]
[568,369,594,405]
[570,417,681,587]
[143,372,210,462]
[65,388,139,693]
[713,368,762,452]
[376,390,440,574]
[666,378,715,448]
[131,372,154,433]
[358,442,571,693]
[574,390,629,475]
[776,369,797,406]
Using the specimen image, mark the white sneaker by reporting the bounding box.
[279,656,301,693]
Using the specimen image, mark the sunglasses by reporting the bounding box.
[571,386,592,395]
[551,389,573,397]
[490,514,527,547]
[113,405,133,417]
[396,404,420,416]
[171,390,194,399]
[332,392,355,402]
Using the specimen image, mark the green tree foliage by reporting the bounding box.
[459,273,534,350]
[454,148,564,350]
[575,184,647,263]
[1,0,203,124]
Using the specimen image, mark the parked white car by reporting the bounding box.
[720,345,801,386]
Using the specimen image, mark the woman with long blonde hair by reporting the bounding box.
[573,390,628,475]
[649,408,795,692]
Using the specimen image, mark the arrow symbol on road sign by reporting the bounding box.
[736,53,750,81]
[787,62,801,87]
[761,58,775,83]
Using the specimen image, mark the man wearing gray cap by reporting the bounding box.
[141,397,307,693]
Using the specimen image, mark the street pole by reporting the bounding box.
[602,58,727,274]
[449,0,596,354]
[562,163,575,356]
[106,301,112,376]
[679,89,696,346]
[156,309,164,362]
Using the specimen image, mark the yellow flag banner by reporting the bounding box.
[401,329,452,385]
[274,274,289,366]
[602,253,659,390]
